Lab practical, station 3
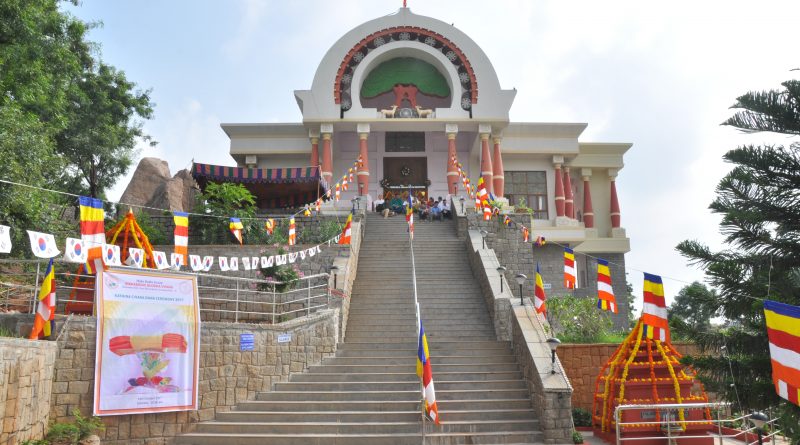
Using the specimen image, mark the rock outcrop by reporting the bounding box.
[120,157,197,213]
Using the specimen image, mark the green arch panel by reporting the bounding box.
[360,57,450,99]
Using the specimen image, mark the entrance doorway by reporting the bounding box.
[382,157,428,199]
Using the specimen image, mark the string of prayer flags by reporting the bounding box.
[229,218,244,245]
[503,215,514,228]
[339,214,352,245]
[64,238,87,263]
[303,206,311,217]
[27,231,60,258]
[596,259,618,313]
[265,218,275,235]
[564,247,576,289]
[0,225,10,253]
[335,183,341,201]
[229,257,239,271]
[173,211,189,264]
[29,258,56,339]
[288,218,296,246]
[641,273,669,342]
[406,194,414,240]
[534,262,547,314]
[763,300,800,406]
[170,252,184,270]
[416,316,440,424]
[79,196,105,274]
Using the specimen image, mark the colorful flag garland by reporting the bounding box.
[596,259,617,313]
[764,300,800,406]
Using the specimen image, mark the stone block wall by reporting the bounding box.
[558,343,702,412]
[0,338,58,445]
[0,310,339,445]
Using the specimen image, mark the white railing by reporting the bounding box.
[615,402,784,445]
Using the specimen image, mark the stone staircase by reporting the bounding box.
[178,213,543,444]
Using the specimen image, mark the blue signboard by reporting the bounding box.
[240,333,255,351]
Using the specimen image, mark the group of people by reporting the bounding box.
[374,193,452,221]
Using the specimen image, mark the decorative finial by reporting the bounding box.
[403,0,407,7]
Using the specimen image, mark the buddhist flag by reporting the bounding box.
[521,226,529,243]
[173,212,189,264]
[79,196,105,274]
[641,273,669,342]
[764,300,800,406]
[288,218,296,246]
[406,194,414,240]
[534,236,546,247]
[315,199,321,213]
[303,206,311,217]
[417,317,440,424]
[339,214,352,245]
[29,258,56,339]
[26,231,60,259]
[564,247,576,289]
[596,259,618,313]
[230,217,244,245]
[0,225,11,253]
[335,183,341,201]
[348,168,354,182]
[534,262,546,314]
[503,215,513,227]
[265,218,275,235]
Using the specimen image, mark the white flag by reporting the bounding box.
[276,254,287,266]
[27,231,60,259]
[170,252,184,270]
[153,251,169,270]
[229,257,239,271]
[308,247,316,257]
[299,250,306,260]
[251,257,260,269]
[190,254,203,272]
[63,238,87,263]
[242,257,252,271]
[262,256,274,268]
[0,225,11,254]
[202,256,214,272]
[102,244,121,266]
[288,252,298,264]
[127,248,144,268]
[316,245,322,254]
[218,256,230,271]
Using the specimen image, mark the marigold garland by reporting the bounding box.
[656,340,686,430]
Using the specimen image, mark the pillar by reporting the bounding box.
[492,136,504,197]
[357,123,370,196]
[563,167,574,219]
[582,169,594,228]
[309,136,319,168]
[480,131,494,195]
[446,131,458,194]
[609,169,621,228]
[554,161,565,218]
[321,132,333,185]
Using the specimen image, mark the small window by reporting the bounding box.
[386,132,425,152]
[506,171,548,219]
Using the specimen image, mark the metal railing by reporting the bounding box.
[0,258,333,324]
[614,402,785,445]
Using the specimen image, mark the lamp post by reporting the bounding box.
[546,337,561,374]
[496,266,507,293]
[459,196,465,213]
[750,412,768,445]
[351,197,357,213]
[480,229,488,250]
[514,273,527,306]
[330,265,339,289]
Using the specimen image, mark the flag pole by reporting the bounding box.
[407,189,426,444]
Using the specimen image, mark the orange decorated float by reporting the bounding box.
[592,273,714,444]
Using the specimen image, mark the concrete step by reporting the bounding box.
[256,388,528,402]
[275,379,526,392]
[306,363,521,374]
[289,371,524,383]
[334,348,511,358]
[177,431,542,445]
[215,408,536,423]
[322,355,516,365]
[338,340,510,350]
[193,418,539,435]
[235,398,532,412]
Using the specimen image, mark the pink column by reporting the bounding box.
[554,163,565,217]
[582,175,594,228]
[357,133,369,196]
[563,167,574,219]
[480,133,494,194]
[492,137,504,197]
[610,173,621,228]
[310,137,319,168]
[446,132,458,194]
[321,133,333,185]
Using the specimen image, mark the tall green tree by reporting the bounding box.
[676,79,800,441]
[668,282,717,340]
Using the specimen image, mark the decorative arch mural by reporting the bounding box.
[334,26,478,112]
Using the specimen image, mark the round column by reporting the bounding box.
[554,163,565,217]
[310,137,319,168]
[480,133,494,195]
[582,174,594,228]
[492,137,505,198]
[357,133,370,196]
[564,167,574,219]
[321,133,333,185]
[610,170,621,228]
[447,132,458,194]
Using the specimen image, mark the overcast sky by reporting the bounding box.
[64,0,799,310]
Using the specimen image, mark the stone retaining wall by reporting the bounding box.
[0,338,58,445]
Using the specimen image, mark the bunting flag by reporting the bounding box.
[265,218,275,235]
[64,238,87,263]
[341,175,349,191]
[170,252,184,270]
[288,218,296,246]
[335,183,341,201]
[474,194,481,211]
[521,226,529,243]
[339,214,352,245]
[417,318,440,424]
[303,206,311,217]
[79,196,105,274]
[764,300,800,406]
[477,177,489,206]
[173,211,189,265]
[564,247,576,289]
[483,203,492,221]
[203,256,214,272]
[534,263,547,313]
[534,236,546,247]
[641,273,669,342]
[26,231,60,259]
[315,199,321,213]
[242,257,252,270]
[190,255,204,272]
[29,258,56,339]
[153,251,169,270]
[229,217,244,245]
[348,168,354,182]
[503,215,514,227]
[229,256,239,271]
[406,194,414,240]
[126,248,144,268]
[102,244,121,266]
[218,256,230,271]
[596,259,618,313]
[0,225,11,253]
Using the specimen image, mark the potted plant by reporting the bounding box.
[572,429,585,444]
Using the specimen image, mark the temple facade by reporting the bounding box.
[219,6,630,256]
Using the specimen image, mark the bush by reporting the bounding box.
[572,430,584,444]
[44,409,104,445]
[259,247,301,292]
[547,294,618,343]
[572,407,592,427]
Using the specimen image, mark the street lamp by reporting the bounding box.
[330,265,339,289]
[496,266,507,293]
[749,412,768,445]
[351,197,358,213]
[514,273,527,306]
[546,337,561,374]
[480,229,488,250]
[459,196,465,213]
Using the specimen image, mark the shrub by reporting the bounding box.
[259,247,301,293]
[572,407,592,427]
[547,294,618,343]
[572,430,584,444]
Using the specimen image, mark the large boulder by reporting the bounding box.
[120,157,198,213]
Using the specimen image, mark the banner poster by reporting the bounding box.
[93,268,200,416]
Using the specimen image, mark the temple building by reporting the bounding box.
[199,6,631,293]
